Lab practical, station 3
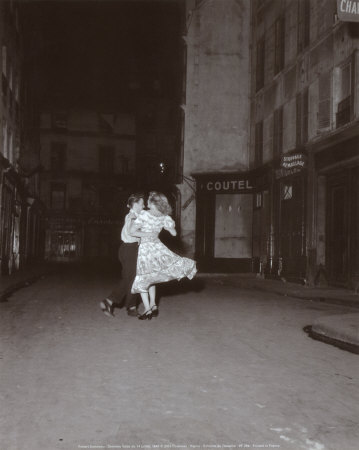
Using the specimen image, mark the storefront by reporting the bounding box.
[44,214,123,262]
[314,135,359,288]
[273,153,307,282]
[193,172,255,272]
[45,216,84,262]
[251,165,272,276]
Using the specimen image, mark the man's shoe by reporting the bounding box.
[100,299,115,317]
[127,307,138,317]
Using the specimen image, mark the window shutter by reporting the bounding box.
[296,93,302,145]
[318,72,331,129]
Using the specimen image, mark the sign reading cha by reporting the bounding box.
[205,179,253,192]
[337,0,359,22]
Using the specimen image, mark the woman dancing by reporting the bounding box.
[130,191,197,320]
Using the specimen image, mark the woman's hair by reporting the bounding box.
[127,192,144,209]
[148,191,172,215]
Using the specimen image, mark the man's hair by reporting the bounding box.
[127,192,145,209]
[148,191,172,215]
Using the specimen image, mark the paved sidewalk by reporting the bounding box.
[310,313,359,352]
[198,273,359,307]
[199,273,359,352]
[0,262,54,302]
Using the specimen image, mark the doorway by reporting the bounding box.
[278,175,306,279]
[326,169,358,286]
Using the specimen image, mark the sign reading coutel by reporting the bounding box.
[205,179,253,192]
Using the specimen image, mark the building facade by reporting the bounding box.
[0,0,43,275]
[179,0,252,271]
[39,109,136,262]
[250,0,359,287]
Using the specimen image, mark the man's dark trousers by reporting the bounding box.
[108,242,139,309]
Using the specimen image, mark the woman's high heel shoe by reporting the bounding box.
[138,310,152,320]
[151,305,159,317]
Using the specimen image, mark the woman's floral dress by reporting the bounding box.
[131,210,197,293]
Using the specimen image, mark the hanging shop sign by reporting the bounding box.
[280,153,307,169]
[337,0,359,22]
[275,153,307,179]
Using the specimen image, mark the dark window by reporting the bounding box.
[255,121,264,166]
[50,142,66,171]
[274,16,285,74]
[336,58,354,128]
[296,93,302,146]
[181,43,187,105]
[302,88,309,143]
[99,187,114,211]
[296,89,309,145]
[256,39,265,91]
[51,183,66,210]
[297,0,310,53]
[273,106,283,158]
[99,146,114,174]
[98,113,114,134]
[52,111,67,130]
[318,72,331,130]
[2,74,7,104]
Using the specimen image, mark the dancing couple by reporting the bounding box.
[100,191,197,320]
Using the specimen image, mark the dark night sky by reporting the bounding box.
[21,0,183,110]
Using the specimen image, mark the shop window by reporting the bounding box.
[99,146,114,173]
[51,183,66,210]
[256,38,265,92]
[51,232,77,258]
[282,183,293,200]
[214,194,253,259]
[274,15,285,75]
[50,142,66,172]
[255,192,263,209]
